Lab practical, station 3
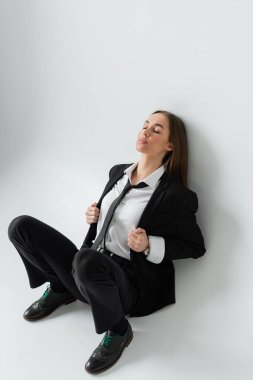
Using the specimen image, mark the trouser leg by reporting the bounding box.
[72,248,138,334]
[7,214,88,303]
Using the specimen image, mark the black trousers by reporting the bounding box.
[7,215,139,334]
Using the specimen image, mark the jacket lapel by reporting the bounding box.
[80,164,132,248]
[96,167,129,209]
[136,170,170,228]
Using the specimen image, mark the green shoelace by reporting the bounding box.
[38,285,51,304]
[101,334,114,347]
[94,334,114,355]
[42,285,51,298]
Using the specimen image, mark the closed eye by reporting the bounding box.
[143,127,160,134]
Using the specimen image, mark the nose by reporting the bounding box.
[143,127,150,137]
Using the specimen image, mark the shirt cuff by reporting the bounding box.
[146,236,165,264]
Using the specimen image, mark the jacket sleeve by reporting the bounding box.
[163,191,206,261]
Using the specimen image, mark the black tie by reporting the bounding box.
[91,178,148,251]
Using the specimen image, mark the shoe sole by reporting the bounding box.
[23,297,77,321]
[85,331,133,374]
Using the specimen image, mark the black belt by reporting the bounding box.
[97,247,131,267]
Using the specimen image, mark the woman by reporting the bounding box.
[8,109,206,374]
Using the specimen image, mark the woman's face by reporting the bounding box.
[136,113,173,159]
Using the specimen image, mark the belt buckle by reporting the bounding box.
[106,249,114,257]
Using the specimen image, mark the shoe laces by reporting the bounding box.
[101,333,114,347]
[38,284,51,304]
[93,332,116,356]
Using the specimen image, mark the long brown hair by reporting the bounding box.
[152,110,188,187]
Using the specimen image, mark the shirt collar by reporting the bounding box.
[124,161,165,189]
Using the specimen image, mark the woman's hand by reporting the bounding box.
[127,228,149,252]
[85,202,100,224]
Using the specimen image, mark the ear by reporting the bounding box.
[167,143,173,152]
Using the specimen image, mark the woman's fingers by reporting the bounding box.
[85,202,100,224]
[86,206,99,216]
[128,228,144,238]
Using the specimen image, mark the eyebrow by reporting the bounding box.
[144,120,165,129]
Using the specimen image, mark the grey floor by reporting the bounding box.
[1,156,251,380]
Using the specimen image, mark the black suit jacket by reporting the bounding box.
[80,163,206,317]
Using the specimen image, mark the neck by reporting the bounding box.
[134,155,163,179]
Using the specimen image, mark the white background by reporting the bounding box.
[1,1,252,379]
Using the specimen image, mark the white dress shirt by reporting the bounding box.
[95,162,166,264]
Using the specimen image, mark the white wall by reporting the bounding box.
[1,1,252,379]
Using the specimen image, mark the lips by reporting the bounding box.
[138,139,148,144]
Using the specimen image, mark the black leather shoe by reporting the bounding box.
[85,320,133,374]
[23,284,76,321]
